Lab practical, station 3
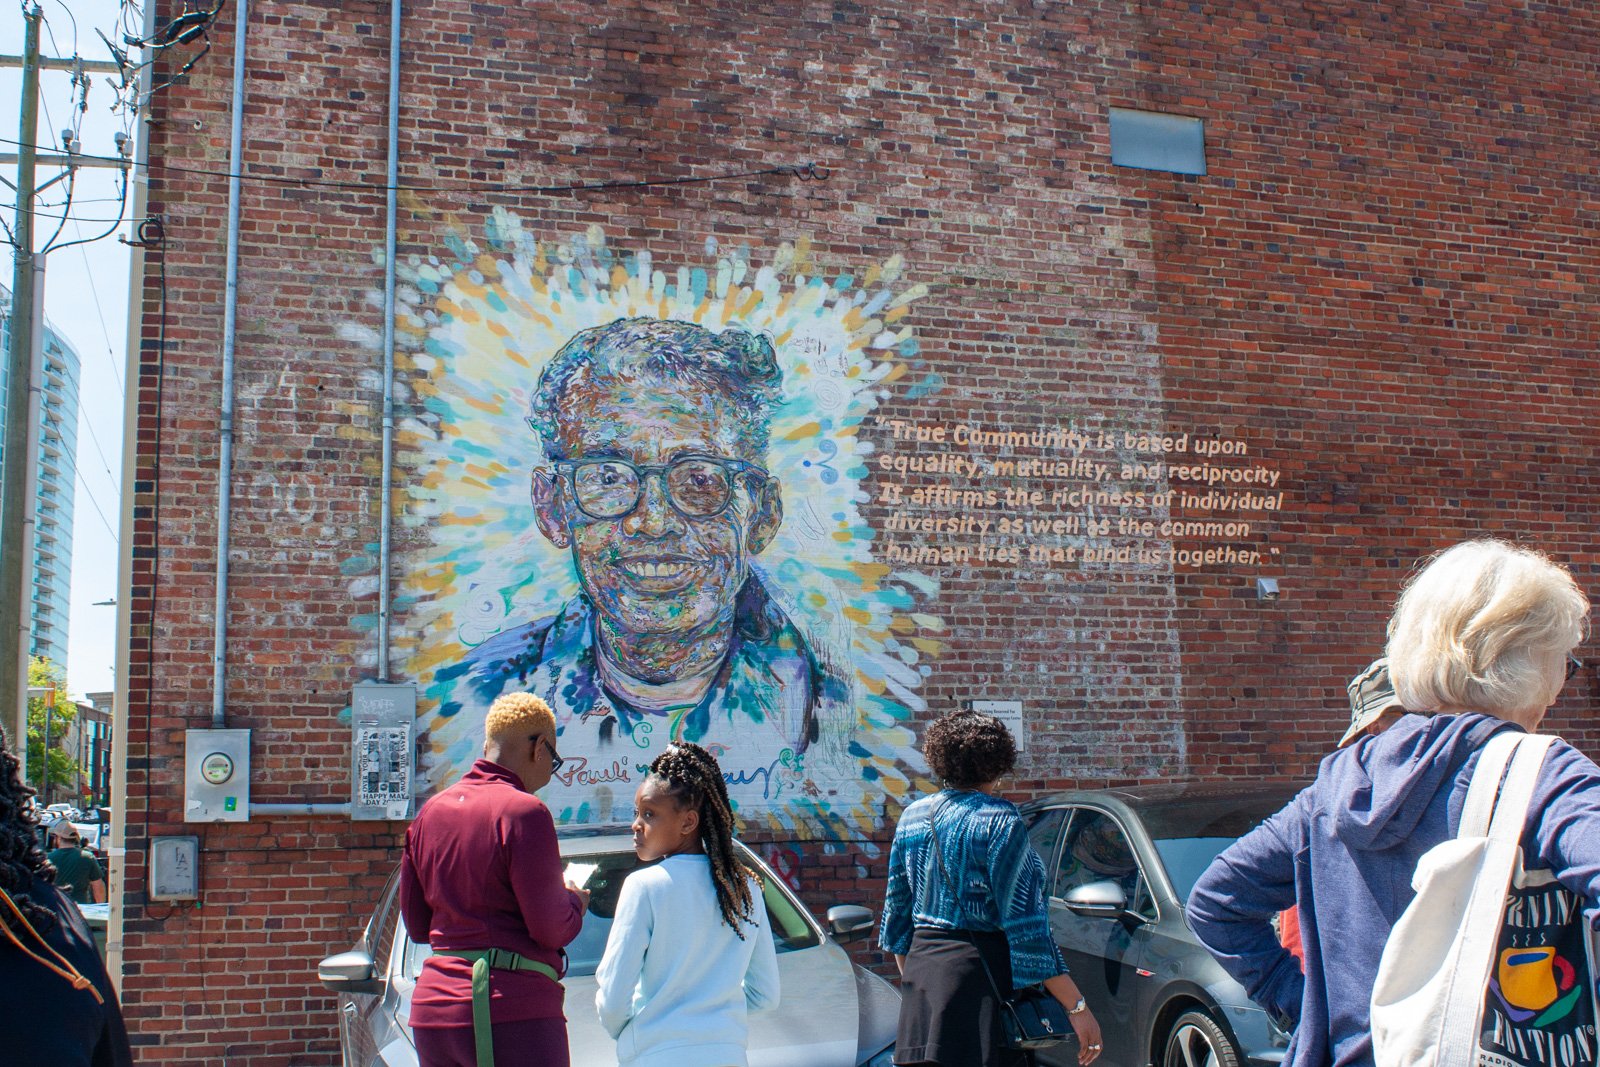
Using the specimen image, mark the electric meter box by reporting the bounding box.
[184,729,251,822]
[351,683,416,821]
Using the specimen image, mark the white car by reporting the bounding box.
[320,830,900,1067]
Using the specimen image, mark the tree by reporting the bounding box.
[25,656,77,802]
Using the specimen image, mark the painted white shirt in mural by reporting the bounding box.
[440,575,853,825]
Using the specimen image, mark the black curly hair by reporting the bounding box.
[645,741,760,936]
[0,725,57,932]
[923,709,1017,789]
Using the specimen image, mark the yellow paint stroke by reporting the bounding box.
[782,421,822,441]
[889,282,930,310]
[911,638,945,655]
[841,606,872,626]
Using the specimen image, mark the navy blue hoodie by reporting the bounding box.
[1187,712,1600,1067]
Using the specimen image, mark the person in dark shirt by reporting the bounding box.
[401,692,590,1067]
[0,727,131,1067]
[47,821,106,904]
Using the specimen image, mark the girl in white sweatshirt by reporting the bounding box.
[596,742,781,1067]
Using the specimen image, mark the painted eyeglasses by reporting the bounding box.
[555,455,768,521]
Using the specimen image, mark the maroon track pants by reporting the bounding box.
[411,1017,571,1067]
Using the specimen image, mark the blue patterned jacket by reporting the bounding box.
[879,788,1067,986]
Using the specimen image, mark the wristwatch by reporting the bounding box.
[1068,997,1087,1015]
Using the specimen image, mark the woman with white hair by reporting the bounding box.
[1185,539,1600,1067]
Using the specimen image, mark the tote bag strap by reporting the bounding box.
[1436,730,1556,1063]
[1459,731,1522,839]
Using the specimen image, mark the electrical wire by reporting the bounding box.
[71,465,118,544]
[133,213,166,907]
[68,359,122,498]
[74,239,125,397]
[0,135,831,196]
[42,169,129,254]
[48,0,76,55]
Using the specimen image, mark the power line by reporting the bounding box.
[74,239,124,397]
[71,463,118,544]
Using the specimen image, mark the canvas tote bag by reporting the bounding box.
[1371,730,1599,1067]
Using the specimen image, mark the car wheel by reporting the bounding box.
[1161,1009,1241,1067]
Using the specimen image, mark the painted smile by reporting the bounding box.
[615,555,705,590]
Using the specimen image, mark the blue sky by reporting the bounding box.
[2,0,135,698]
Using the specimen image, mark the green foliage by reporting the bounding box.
[24,656,78,799]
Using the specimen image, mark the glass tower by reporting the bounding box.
[0,282,81,669]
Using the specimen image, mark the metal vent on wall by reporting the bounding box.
[1109,107,1207,175]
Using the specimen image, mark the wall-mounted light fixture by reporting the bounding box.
[1256,578,1280,601]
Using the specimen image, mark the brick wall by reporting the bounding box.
[124,1,1600,1062]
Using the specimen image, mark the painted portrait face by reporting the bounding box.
[533,372,782,656]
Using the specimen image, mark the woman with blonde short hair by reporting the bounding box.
[1186,539,1600,1067]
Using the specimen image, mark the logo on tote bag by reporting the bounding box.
[1480,877,1597,1067]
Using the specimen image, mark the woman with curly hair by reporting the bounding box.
[881,710,1102,1066]
[0,725,130,1066]
[596,741,780,1066]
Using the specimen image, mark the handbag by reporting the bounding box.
[1371,730,1599,1067]
[926,799,1078,1051]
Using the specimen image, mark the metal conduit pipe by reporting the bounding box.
[251,803,354,817]
[211,0,250,729]
[377,0,402,682]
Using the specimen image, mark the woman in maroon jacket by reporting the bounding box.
[401,693,590,1067]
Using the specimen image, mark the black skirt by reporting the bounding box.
[895,927,1029,1067]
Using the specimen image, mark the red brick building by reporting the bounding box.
[115,1,1599,1062]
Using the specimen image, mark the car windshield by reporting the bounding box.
[405,845,820,980]
[1141,791,1299,905]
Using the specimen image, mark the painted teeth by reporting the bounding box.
[635,562,688,577]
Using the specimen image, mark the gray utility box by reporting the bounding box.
[184,729,251,822]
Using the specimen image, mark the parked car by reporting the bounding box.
[1019,782,1309,1067]
[320,829,900,1067]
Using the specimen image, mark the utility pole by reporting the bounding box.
[1,4,41,777]
[0,10,127,776]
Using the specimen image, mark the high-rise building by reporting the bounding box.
[0,282,80,669]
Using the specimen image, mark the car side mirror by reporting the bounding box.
[827,904,876,941]
[318,949,385,996]
[1061,879,1128,919]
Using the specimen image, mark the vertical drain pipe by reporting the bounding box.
[377,0,402,682]
[212,0,250,728]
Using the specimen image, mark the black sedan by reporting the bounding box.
[1019,782,1306,1067]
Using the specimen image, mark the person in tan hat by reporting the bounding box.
[1338,658,1410,749]
[1278,658,1418,966]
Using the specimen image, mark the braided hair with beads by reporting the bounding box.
[0,725,57,933]
[646,741,760,936]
